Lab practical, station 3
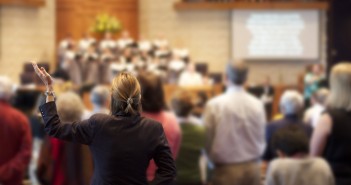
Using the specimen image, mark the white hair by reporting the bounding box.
[56,92,85,122]
[313,88,330,105]
[0,76,14,101]
[280,90,304,115]
[90,85,110,106]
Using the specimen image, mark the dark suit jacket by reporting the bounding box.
[39,102,176,185]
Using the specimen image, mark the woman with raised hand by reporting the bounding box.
[32,62,176,185]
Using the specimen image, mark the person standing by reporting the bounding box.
[32,63,176,185]
[310,63,351,185]
[263,90,312,162]
[137,72,181,183]
[0,76,32,185]
[171,90,206,185]
[304,64,325,107]
[204,62,266,185]
[266,125,334,185]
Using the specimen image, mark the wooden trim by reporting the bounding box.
[174,2,329,10]
[0,0,45,7]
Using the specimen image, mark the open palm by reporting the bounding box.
[32,62,53,86]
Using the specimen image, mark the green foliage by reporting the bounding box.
[91,14,122,33]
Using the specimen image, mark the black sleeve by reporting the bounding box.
[262,125,274,161]
[39,101,99,145]
[150,124,177,185]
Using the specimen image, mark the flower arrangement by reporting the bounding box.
[91,13,122,33]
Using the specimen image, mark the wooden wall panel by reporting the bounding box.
[56,0,138,43]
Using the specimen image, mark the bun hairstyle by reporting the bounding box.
[111,72,142,116]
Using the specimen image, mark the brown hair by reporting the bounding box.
[137,72,166,113]
[111,72,141,116]
[171,90,194,117]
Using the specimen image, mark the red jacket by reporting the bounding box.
[0,101,32,185]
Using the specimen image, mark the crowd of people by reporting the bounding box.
[55,31,212,87]
[2,31,351,185]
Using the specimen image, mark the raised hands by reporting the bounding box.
[32,62,53,89]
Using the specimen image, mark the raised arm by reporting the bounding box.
[39,102,98,144]
[151,124,176,185]
[32,62,98,144]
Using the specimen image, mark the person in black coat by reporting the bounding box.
[32,62,176,185]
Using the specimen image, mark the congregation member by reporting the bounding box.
[310,63,351,185]
[168,54,186,73]
[78,32,96,52]
[266,125,334,185]
[259,76,275,120]
[83,45,100,84]
[58,33,74,56]
[33,63,176,184]
[171,90,205,185]
[304,64,325,107]
[12,89,45,185]
[204,62,266,185]
[178,63,204,87]
[263,90,312,162]
[137,72,181,183]
[99,32,117,50]
[138,36,152,53]
[0,76,32,185]
[83,85,110,119]
[61,52,83,85]
[303,88,329,128]
[37,92,93,185]
[100,48,115,84]
[117,30,134,49]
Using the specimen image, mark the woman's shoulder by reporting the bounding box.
[139,116,165,133]
[89,113,113,121]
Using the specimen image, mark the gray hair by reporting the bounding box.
[312,88,329,105]
[280,90,304,115]
[226,61,248,85]
[90,85,110,106]
[0,76,14,101]
[56,92,85,122]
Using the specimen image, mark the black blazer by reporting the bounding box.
[39,102,176,185]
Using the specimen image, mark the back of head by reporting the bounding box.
[272,124,309,157]
[0,76,13,102]
[111,72,141,116]
[226,61,248,86]
[280,90,304,115]
[312,88,329,105]
[56,92,85,122]
[328,62,351,110]
[138,72,166,113]
[90,85,110,107]
[171,90,194,118]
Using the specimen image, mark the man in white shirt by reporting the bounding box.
[204,62,266,185]
[178,63,203,87]
[303,88,329,128]
[266,125,334,185]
